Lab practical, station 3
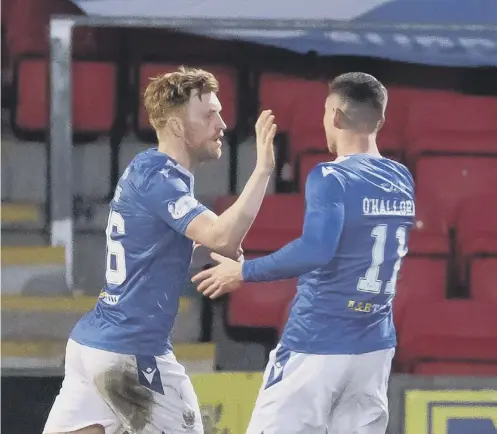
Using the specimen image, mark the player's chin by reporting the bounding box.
[209,143,222,159]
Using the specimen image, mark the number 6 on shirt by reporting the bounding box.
[105,210,127,285]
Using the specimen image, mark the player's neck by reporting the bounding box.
[157,140,197,173]
[336,134,381,158]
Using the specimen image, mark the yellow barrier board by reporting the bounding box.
[191,372,263,433]
[405,389,497,434]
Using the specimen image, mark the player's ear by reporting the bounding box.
[333,108,347,130]
[376,115,386,132]
[166,116,184,138]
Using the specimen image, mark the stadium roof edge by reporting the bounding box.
[50,14,497,31]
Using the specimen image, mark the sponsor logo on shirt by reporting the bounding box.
[98,290,121,305]
[168,195,198,220]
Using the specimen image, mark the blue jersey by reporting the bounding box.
[243,154,415,355]
[70,148,206,355]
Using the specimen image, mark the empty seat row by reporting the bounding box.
[394,257,497,322]
[396,299,497,375]
[14,59,116,134]
[12,58,497,162]
[12,58,239,139]
[415,156,497,226]
[382,87,497,156]
[259,73,497,168]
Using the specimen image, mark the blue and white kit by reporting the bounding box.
[44,148,206,434]
[243,154,415,434]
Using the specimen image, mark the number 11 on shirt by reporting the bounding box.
[357,224,408,295]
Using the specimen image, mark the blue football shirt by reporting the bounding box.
[243,154,415,355]
[283,155,415,354]
[70,148,206,355]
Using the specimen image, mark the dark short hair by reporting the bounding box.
[328,72,388,131]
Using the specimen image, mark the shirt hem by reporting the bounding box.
[69,336,172,357]
[279,338,397,355]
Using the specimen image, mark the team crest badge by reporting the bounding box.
[182,408,196,430]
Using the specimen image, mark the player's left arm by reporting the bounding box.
[242,166,345,282]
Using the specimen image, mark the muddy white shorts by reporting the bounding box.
[43,339,203,434]
[246,345,395,434]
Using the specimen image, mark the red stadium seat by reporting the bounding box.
[297,152,336,192]
[407,194,450,255]
[259,73,328,161]
[405,91,497,156]
[393,257,447,333]
[397,300,497,373]
[3,0,113,59]
[415,156,497,227]
[215,194,304,252]
[227,278,297,330]
[377,86,424,156]
[457,194,497,258]
[470,258,497,304]
[15,58,116,134]
[137,63,238,133]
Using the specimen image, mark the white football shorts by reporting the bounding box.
[246,345,395,434]
[43,339,203,434]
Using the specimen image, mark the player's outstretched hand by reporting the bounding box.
[191,253,244,299]
[255,109,277,174]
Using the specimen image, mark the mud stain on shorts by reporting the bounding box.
[95,362,154,433]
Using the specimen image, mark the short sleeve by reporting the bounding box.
[140,171,207,234]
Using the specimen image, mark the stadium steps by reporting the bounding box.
[1,202,45,228]
[1,294,194,338]
[2,242,205,358]
[1,340,216,373]
[1,245,68,295]
[2,294,211,372]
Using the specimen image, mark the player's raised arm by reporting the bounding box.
[184,110,277,258]
[242,165,345,281]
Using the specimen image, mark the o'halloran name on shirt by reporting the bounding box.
[362,198,415,216]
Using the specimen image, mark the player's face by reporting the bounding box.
[184,91,226,163]
[323,94,340,154]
